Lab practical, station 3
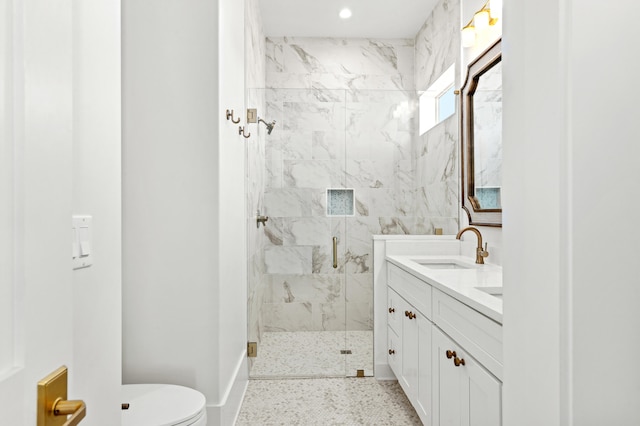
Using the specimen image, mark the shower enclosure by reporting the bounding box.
[246,87,421,378]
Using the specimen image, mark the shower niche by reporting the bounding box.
[327,189,354,217]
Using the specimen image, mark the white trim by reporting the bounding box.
[374,363,396,381]
[205,351,249,426]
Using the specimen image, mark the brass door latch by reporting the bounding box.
[38,366,86,426]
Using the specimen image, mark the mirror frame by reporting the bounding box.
[460,38,502,227]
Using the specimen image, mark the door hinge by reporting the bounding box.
[247,342,257,358]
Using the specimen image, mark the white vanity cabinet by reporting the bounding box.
[386,260,502,426]
[387,265,432,425]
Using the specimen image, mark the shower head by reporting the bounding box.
[258,117,276,135]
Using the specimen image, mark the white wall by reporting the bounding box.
[71,0,122,423]
[217,0,249,422]
[503,0,640,424]
[123,0,248,423]
[0,0,15,375]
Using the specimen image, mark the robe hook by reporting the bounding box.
[226,109,240,124]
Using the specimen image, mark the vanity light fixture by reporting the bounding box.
[339,8,352,19]
[461,24,476,48]
[474,8,490,31]
[461,0,499,48]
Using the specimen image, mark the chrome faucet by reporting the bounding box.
[456,227,489,264]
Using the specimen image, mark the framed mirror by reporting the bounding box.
[460,38,502,227]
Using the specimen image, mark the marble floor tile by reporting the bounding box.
[250,331,373,378]
[235,377,421,425]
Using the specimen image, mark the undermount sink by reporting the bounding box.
[413,259,477,270]
[475,286,503,299]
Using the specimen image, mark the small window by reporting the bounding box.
[419,64,456,135]
[437,85,455,122]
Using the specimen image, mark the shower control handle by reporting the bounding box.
[332,237,338,269]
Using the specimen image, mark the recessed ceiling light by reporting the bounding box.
[339,8,352,19]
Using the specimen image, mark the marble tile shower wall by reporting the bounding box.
[415,0,460,92]
[245,0,267,352]
[413,0,461,236]
[260,39,418,333]
[253,0,461,335]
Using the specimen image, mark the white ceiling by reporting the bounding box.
[259,0,440,39]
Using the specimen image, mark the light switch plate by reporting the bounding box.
[72,215,92,270]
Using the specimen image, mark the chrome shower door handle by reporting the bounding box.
[332,237,338,269]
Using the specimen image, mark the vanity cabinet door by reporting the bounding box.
[399,299,419,397]
[387,326,401,376]
[387,288,403,335]
[433,327,501,426]
[415,312,432,426]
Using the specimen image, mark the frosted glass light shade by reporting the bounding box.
[474,9,490,31]
[462,26,476,48]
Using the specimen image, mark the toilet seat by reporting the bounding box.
[122,384,207,426]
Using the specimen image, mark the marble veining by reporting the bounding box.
[267,37,415,91]
[415,0,460,91]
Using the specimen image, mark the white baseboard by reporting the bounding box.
[374,363,396,381]
[205,353,249,426]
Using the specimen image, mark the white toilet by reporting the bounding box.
[122,384,207,426]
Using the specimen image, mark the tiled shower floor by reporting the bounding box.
[249,331,373,378]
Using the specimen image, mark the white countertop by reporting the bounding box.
[386,254,503,324]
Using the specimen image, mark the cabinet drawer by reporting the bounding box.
[387,288,403,334]
[387,326,401,378]
[387,263,432,319]
[432,288,503,380]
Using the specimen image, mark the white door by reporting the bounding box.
[0,1,122,424]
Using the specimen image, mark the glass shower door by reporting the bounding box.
[246,87,416,379]
[246,88,350,378]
